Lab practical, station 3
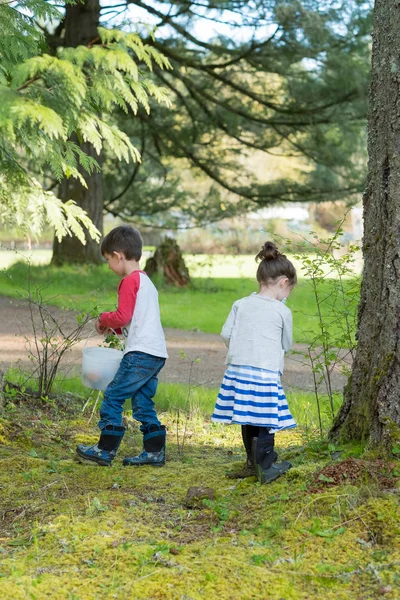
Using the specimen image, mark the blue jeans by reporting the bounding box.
[98,351,166,434]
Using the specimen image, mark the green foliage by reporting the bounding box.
[0,182,100,244]
[101,0,372,227]
[0,0,62,71]
[0,0,171,240]
[284,218,361,434]
[2,1,372,252]
[101,331,124,351]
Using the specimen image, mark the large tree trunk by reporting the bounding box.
[331,0,400,446]
[51,0,103,265]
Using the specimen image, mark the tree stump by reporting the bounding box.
[144,238,190,287]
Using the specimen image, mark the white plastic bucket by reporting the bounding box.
[82,347,123,391]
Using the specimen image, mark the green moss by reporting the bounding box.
[1,404,400,599]
[373,352,395,383]
[381,418,400,454]
[0,421,8,445]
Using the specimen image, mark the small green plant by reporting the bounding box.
[86,496,108,516]
[251,553,267,566]
[3,259,98,398]
[175,350,201,459]
[3,382,26,404]
[102,331,124,351]
[292,543,306,569]
[203,496,230,531]
[283,216,360,435]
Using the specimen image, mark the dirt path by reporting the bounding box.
[0,296,347,393]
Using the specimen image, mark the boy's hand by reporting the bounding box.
[95,317,105,335]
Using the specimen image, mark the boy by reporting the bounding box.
[76,225,168,467]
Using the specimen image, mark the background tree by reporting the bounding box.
[0,0,170,257]
[102,0,372,228]
[37,0,373,262]
[331,0,400,446]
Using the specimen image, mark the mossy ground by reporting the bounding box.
[0,397,399,600]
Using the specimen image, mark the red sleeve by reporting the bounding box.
[99,271,140,330]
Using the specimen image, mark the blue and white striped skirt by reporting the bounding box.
[211,364,296,430]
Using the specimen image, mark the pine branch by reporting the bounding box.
[126,0,228,54]
[151,31,280,71]
[16,75,40,91]
[155,71,200,142]
[171,69,364,130]
[139,111,362,205]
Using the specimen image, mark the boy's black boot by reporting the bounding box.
[123,425,166,467]
[227,425,258,479]
[76,425,125,467]
[252,431,291,485]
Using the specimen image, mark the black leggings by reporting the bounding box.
[241,425,275,456]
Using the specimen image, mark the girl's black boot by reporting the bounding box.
[227,425,256,478]
[251,430,291,485]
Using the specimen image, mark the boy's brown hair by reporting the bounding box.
[101,225,143,261]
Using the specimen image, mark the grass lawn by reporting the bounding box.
[5,367,340,437]
[0,261,359,344]
[0,249,51,269]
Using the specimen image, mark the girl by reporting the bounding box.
[212,241,297,484]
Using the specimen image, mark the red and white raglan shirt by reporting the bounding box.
[98,270,168,359]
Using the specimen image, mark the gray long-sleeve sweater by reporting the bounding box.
[221,293,293,373]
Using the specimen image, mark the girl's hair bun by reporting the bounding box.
[256,241,280,262]
[255,240,297,286]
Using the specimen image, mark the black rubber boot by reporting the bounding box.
[252,431,291,485]
[242,425,257,463]
[98,425,126,452]
[76,425,125,466]
[123,425,166,466]
[227,425,258,479]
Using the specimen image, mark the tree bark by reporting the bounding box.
[331,0,400,446]
[51,0,103,265]
[145,238,191,287]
